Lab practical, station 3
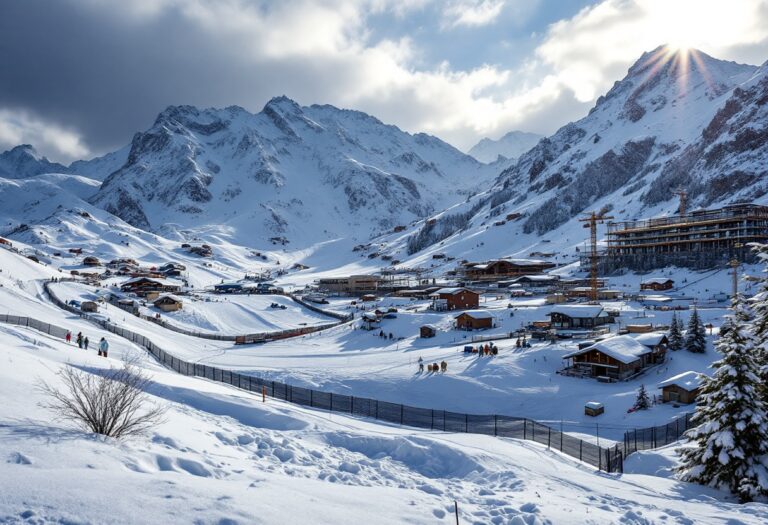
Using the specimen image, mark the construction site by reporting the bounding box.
[581,199,768,272]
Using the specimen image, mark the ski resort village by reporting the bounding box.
[2,1,768,523]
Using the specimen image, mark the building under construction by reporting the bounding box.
[590,204,768,271]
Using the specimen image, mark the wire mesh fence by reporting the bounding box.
[5,281,635,472]
[623,412,694,456]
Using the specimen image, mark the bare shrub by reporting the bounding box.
[39,360,166,439]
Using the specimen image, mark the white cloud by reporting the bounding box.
[442,0,506,29]
[0,109,90,162]
[536,0,768,102]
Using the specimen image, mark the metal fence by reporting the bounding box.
[623,411,694,456]
[8,280,627,472]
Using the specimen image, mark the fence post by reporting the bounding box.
[652,426,656,448]
[599,446,602,471]
[547,427,551,449]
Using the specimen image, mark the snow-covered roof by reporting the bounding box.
[455,310,495,319]
[361,313,379,321]
[643,278,674,284]
[154,293,183,303]
[585,401,603,409]
[632,332,668,347]
[563,335,651,364]
[548,305,607,319]
[432,287,474,295]
[122,276,169,285]
[512,274,558,282]
[658,371,703,391]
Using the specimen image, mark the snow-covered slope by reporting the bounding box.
[378,46,766,267]
[468,130,543,163]
[88,97,497,247]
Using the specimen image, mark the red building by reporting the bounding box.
[429,287,480,310]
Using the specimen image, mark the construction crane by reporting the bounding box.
[674,188,687,216]
[579,211,614,303]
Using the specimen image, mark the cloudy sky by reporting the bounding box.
[1,0,767,162]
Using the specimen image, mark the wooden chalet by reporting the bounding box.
[361,312,381,330]
[658,371,703,404]
[429,287,480,310]
[562,335,665,381]
[455,310,494,330]
[462,259,556,282]
[509,274,560,291]
[120,277,181,296]
[153,294,183,312]
[640,278,675,291]
[83,256,101,267]
[420,325,437,338]
[547,305,613,330]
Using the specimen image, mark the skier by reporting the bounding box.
[65,331,72,344]
[418,356,424,373]
[98,337,109,357]
[76,332,83,349]
[440,360,447,372]
[83,336,89,351]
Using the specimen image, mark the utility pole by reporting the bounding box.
[674,188,687,216]
[730,258,740,300]
[579,212,614,303]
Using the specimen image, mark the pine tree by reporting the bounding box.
[676,299,768,502]
[748,243,768,404]
[668,312,683,351]
[634,384,651,410]
[685,307,706,353]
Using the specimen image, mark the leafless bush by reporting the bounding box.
[39,360,166,439]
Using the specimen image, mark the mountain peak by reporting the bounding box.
[263,95,302,114]
[0,144,69,179]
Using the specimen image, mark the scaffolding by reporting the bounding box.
[595,204,768,271]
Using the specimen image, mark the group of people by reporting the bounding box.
[464,342,499,356]
[378,330,394,340]
[515,336,531,348]
[417,356,447,373]
[65,330,109,357]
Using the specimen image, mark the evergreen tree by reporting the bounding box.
[677,299,768,502]
[685,307,707,353]
[668,312,683,351]
[634,384,651,410]
[748,243,768,404]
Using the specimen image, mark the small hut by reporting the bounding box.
[153,294,183,312]
[658,371,703,404]
[80,301,99,313]
[455,310,494,330]
[420,325,437,338]
[83,256,101,267]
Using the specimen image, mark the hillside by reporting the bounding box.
[375,46,767,269]
[87,98,497,247]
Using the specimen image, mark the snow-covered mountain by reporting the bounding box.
[0,144,70,179]
[370,46,767,267]
[467,130,542,163]
[88,97,496,246]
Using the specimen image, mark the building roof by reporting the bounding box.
[632,332,668,347]
[122,276,170,286]
[658,371,704,391]
[154,293,183,304]
[512,274,559,282]
[432,287,476,295]
[585,401,603,410]
[548,305,607,319]
[563,335,651,364]
[455,310,495,320]
[643,278,674,285]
